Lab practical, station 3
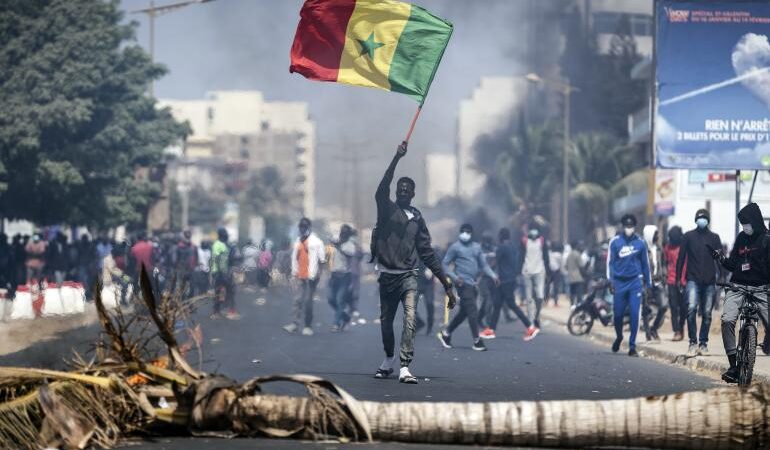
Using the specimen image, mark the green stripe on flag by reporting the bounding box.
[388,5,453,103]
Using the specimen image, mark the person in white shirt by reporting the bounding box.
[283,218,326,336]
[520,225,551,327]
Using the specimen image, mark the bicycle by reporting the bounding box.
[718,282,768,387]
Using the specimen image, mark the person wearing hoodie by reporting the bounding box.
[712,203,770,383]
[372,142,456,384]
[664,226,687,341]
[641,225,668,342]
[438,223,499,352]
[607,214,652,357]
[676,209,722,357]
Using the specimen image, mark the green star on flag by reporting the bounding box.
[358,32,384,59]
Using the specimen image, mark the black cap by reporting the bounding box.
[621,214,637,227]
[695,209,710,222]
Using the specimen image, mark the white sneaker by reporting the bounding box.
[399,366,418,384]
[282,323,298,333]
[302,327,314,336]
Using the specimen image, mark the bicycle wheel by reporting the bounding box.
[567,309,594,336]
[738,324,757,387]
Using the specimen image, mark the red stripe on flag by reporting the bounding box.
[290,0,356,81]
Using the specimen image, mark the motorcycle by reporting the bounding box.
[567,278,614,336]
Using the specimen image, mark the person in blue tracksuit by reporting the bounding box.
[606,214,652,357]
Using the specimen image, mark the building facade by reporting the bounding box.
[160,90,316,223]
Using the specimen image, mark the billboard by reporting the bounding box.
[656,1,770,169]
[654,169,677,216]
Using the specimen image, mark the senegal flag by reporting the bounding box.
[289,0,453,104]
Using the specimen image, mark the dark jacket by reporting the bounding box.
[721,203,770,287]
[676,226,722,285]
[495,240,522,284]
[373,162,446,286]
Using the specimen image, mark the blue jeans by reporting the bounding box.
[686,281,715,345]
[613,279,643,350]
[328,272,351,328]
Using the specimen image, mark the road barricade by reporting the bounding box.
[9,285,35,320]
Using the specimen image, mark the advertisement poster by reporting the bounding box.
[656,2,770,169]
[654,169,677,216]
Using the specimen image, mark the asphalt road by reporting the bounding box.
[2,278,718,448]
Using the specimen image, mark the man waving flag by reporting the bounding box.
[289,0,453,105]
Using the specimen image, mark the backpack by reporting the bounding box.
[257,250,272,269]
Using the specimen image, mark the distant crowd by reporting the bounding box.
[0,230,223,298]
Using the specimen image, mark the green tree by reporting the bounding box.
[0,0,188,227]
[487,121,563,218]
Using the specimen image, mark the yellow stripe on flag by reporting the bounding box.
[337,0,412,91]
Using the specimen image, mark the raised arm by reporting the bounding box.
[375,141,407,204]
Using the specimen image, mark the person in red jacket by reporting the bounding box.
[664,226,687,341]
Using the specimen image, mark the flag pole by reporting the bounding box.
[403,105,423,143]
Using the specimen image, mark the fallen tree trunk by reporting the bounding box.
[232,384,769,449]
[3,268,765,450]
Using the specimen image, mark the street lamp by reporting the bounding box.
[526,73,580,245]
[132,0,217,96]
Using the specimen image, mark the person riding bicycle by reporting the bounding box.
[712,202,770,383]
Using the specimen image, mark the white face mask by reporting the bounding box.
[624,227,635,237]
[459,232,471,243]
[742,223,754,236]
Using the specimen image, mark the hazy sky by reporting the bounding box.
[121,0,530,214]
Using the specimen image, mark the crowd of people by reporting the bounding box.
[0,228,254,311]
[273,141,770,387]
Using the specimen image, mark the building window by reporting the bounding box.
[593,12,652,37]
[207,107,214,122]
[631,14,652,37]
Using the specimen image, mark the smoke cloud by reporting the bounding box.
[123,0,544,225]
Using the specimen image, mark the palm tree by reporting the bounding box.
[568,132,621,242]
[569,132,639,241]
[492,121,563,218]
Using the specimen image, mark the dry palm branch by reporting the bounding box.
[0,268,769,449]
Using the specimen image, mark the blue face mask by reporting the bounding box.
[696,218,709,229]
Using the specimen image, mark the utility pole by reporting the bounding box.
[132,0,217,96]
[525,73,579,245]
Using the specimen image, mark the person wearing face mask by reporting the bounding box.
[371,142,457,384]
[607,214,652,357]
[437,224,499,351]
[676,209,723,357]
[641,225,668,342]
[711,203,770,383]
[664,226,687,341]
[519,225,551,328]
[283,218,326,336]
